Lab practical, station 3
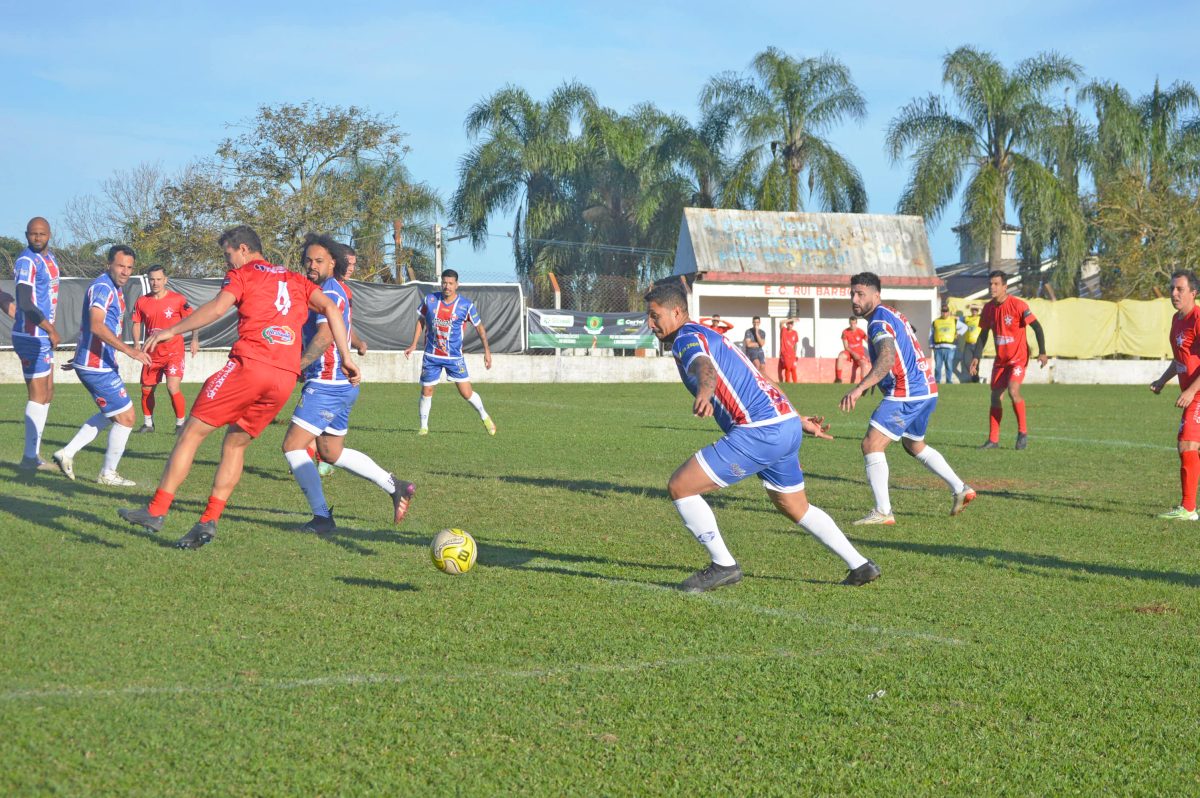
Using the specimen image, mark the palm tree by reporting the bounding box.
[887,46,1081,269]
[1082,78,1199,188]
[702,47,867,213]
[340,155,442,281]
[450,82,595,278]
[655,102,739,209]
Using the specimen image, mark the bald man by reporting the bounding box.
[13,217,61,471]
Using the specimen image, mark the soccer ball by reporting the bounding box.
[431,528,477,574]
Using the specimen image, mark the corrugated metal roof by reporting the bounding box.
[673,209,938,281]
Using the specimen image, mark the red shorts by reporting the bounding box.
[141,350,185,386]
[1179,398,1200,443]
[991,360,1028,391]
[190,356,297,438]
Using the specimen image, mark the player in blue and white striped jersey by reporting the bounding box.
[839,272,975,525]
[646,280,879,592]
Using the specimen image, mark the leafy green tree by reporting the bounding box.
[703,47,867,213]
[887,46,1081,269]
[450,82,596,279]
[340,155,442,282]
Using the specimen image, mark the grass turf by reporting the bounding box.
[1,381,1197,796]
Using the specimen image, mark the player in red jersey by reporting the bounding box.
[132,265,199,434]
[836,317,869,383]
[1151,270,1200,520]
[969,271,1047,449]
[118,225,359,549]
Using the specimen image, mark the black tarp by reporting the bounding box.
[1,277,525,353]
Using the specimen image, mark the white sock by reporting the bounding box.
[466,391,487,418]
[144,417,154,428]
[332,448,394,493]
[102,422,132,473]
[285,449,330,517]
[673,495,736,567]
[864,451,891,515]
[798,503,868,569]
[914,445,965,493]
[418,395,431,429]
[63,412,109,457]
[24,401,49,459]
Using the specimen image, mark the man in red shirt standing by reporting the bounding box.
[779,319,799,382]
[837,316,869,383]
[118,225,359,549]
[1151,270,1200,520]
[969,271,1048,449]
[132,265,199,434]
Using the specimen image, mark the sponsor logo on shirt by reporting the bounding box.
[262,326,295,345]
[996,335,1015,345]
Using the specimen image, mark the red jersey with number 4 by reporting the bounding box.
[981,295,1037,365]
[842,327,867,356]
[220,260,317,375]
[132,291,192,358]
[1171,307,1200,391]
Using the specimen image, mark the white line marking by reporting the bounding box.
[934,428,1174,451]
[0,648,833,703]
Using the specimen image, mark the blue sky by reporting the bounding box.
[2,0,1196,277]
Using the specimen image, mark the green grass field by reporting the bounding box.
[1,380,1198,796]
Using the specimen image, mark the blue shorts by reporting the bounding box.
[869,397,937,441]
[696,415,805,493]
[421,355,469,386]
[291,382,359,436]
[76,368,132,417]
[12,335,53,379]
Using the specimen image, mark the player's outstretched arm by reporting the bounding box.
[969,329,991,375]
[15,284,59,346]
[351,329,367,356]
[132,320,144,349]
[88,306,151,365]
[475,322,493,369]
[1030,320,1049,366]
[403,320,424,359]
[308,290,358,384]
[147,291,235,353]
[802,415,833,439]
[688,357,717,418]
[1151,362,1178,394]
[298,326,333,371]
[841,338,895,412]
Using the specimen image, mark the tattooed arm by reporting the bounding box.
[688,356,718,418]
[839,337,895,412]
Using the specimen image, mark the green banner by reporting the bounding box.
[527,309,657,349]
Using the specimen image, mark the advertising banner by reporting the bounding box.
[527,309,655,349]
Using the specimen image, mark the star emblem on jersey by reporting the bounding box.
[168,365,178,375]
[1004,314,1014,325]
[1014,365,1024,377]
[164,308,174,318]
[1178,335,1186,348]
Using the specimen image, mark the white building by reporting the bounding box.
[671,209,943,378]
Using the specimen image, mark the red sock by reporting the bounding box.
[148,489,175,517]
[141,387,155,419]
[1013,400,1028,434]
[989,406,1002,443]
[170,391,186,422]
[200,496,227,524]
[1181,451,1200,511]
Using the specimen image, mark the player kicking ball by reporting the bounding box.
[118,225,358,549]
[839,272,975,525]
[645,281,879,591]
[54,245,152,485]
[282,234,415,533]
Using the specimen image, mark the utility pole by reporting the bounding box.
[433,223,443,277]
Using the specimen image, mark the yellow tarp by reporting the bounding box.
[947,296,1174,359]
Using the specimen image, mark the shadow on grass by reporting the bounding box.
[859,537,1200,588]
[334,576,416,592]
[0,494,126,549]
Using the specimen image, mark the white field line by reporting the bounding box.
[1,648,828,704]
[932,428,1175,451]
[535,563,967,647]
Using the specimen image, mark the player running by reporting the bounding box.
[53,245,152,485]
[403,269,496,436]
[131,265,199,434]
[836,316,869,384]
[969,270,1048,449]
[283,234,415,533]
[645,280,879,592]
[117,225,359,549]
[12,217,61,472]
[1151,270,1200,520]
[839,272,975,525]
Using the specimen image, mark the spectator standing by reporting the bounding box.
[743,316,766,371]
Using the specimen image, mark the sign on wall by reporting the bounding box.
[527,309,655,349]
